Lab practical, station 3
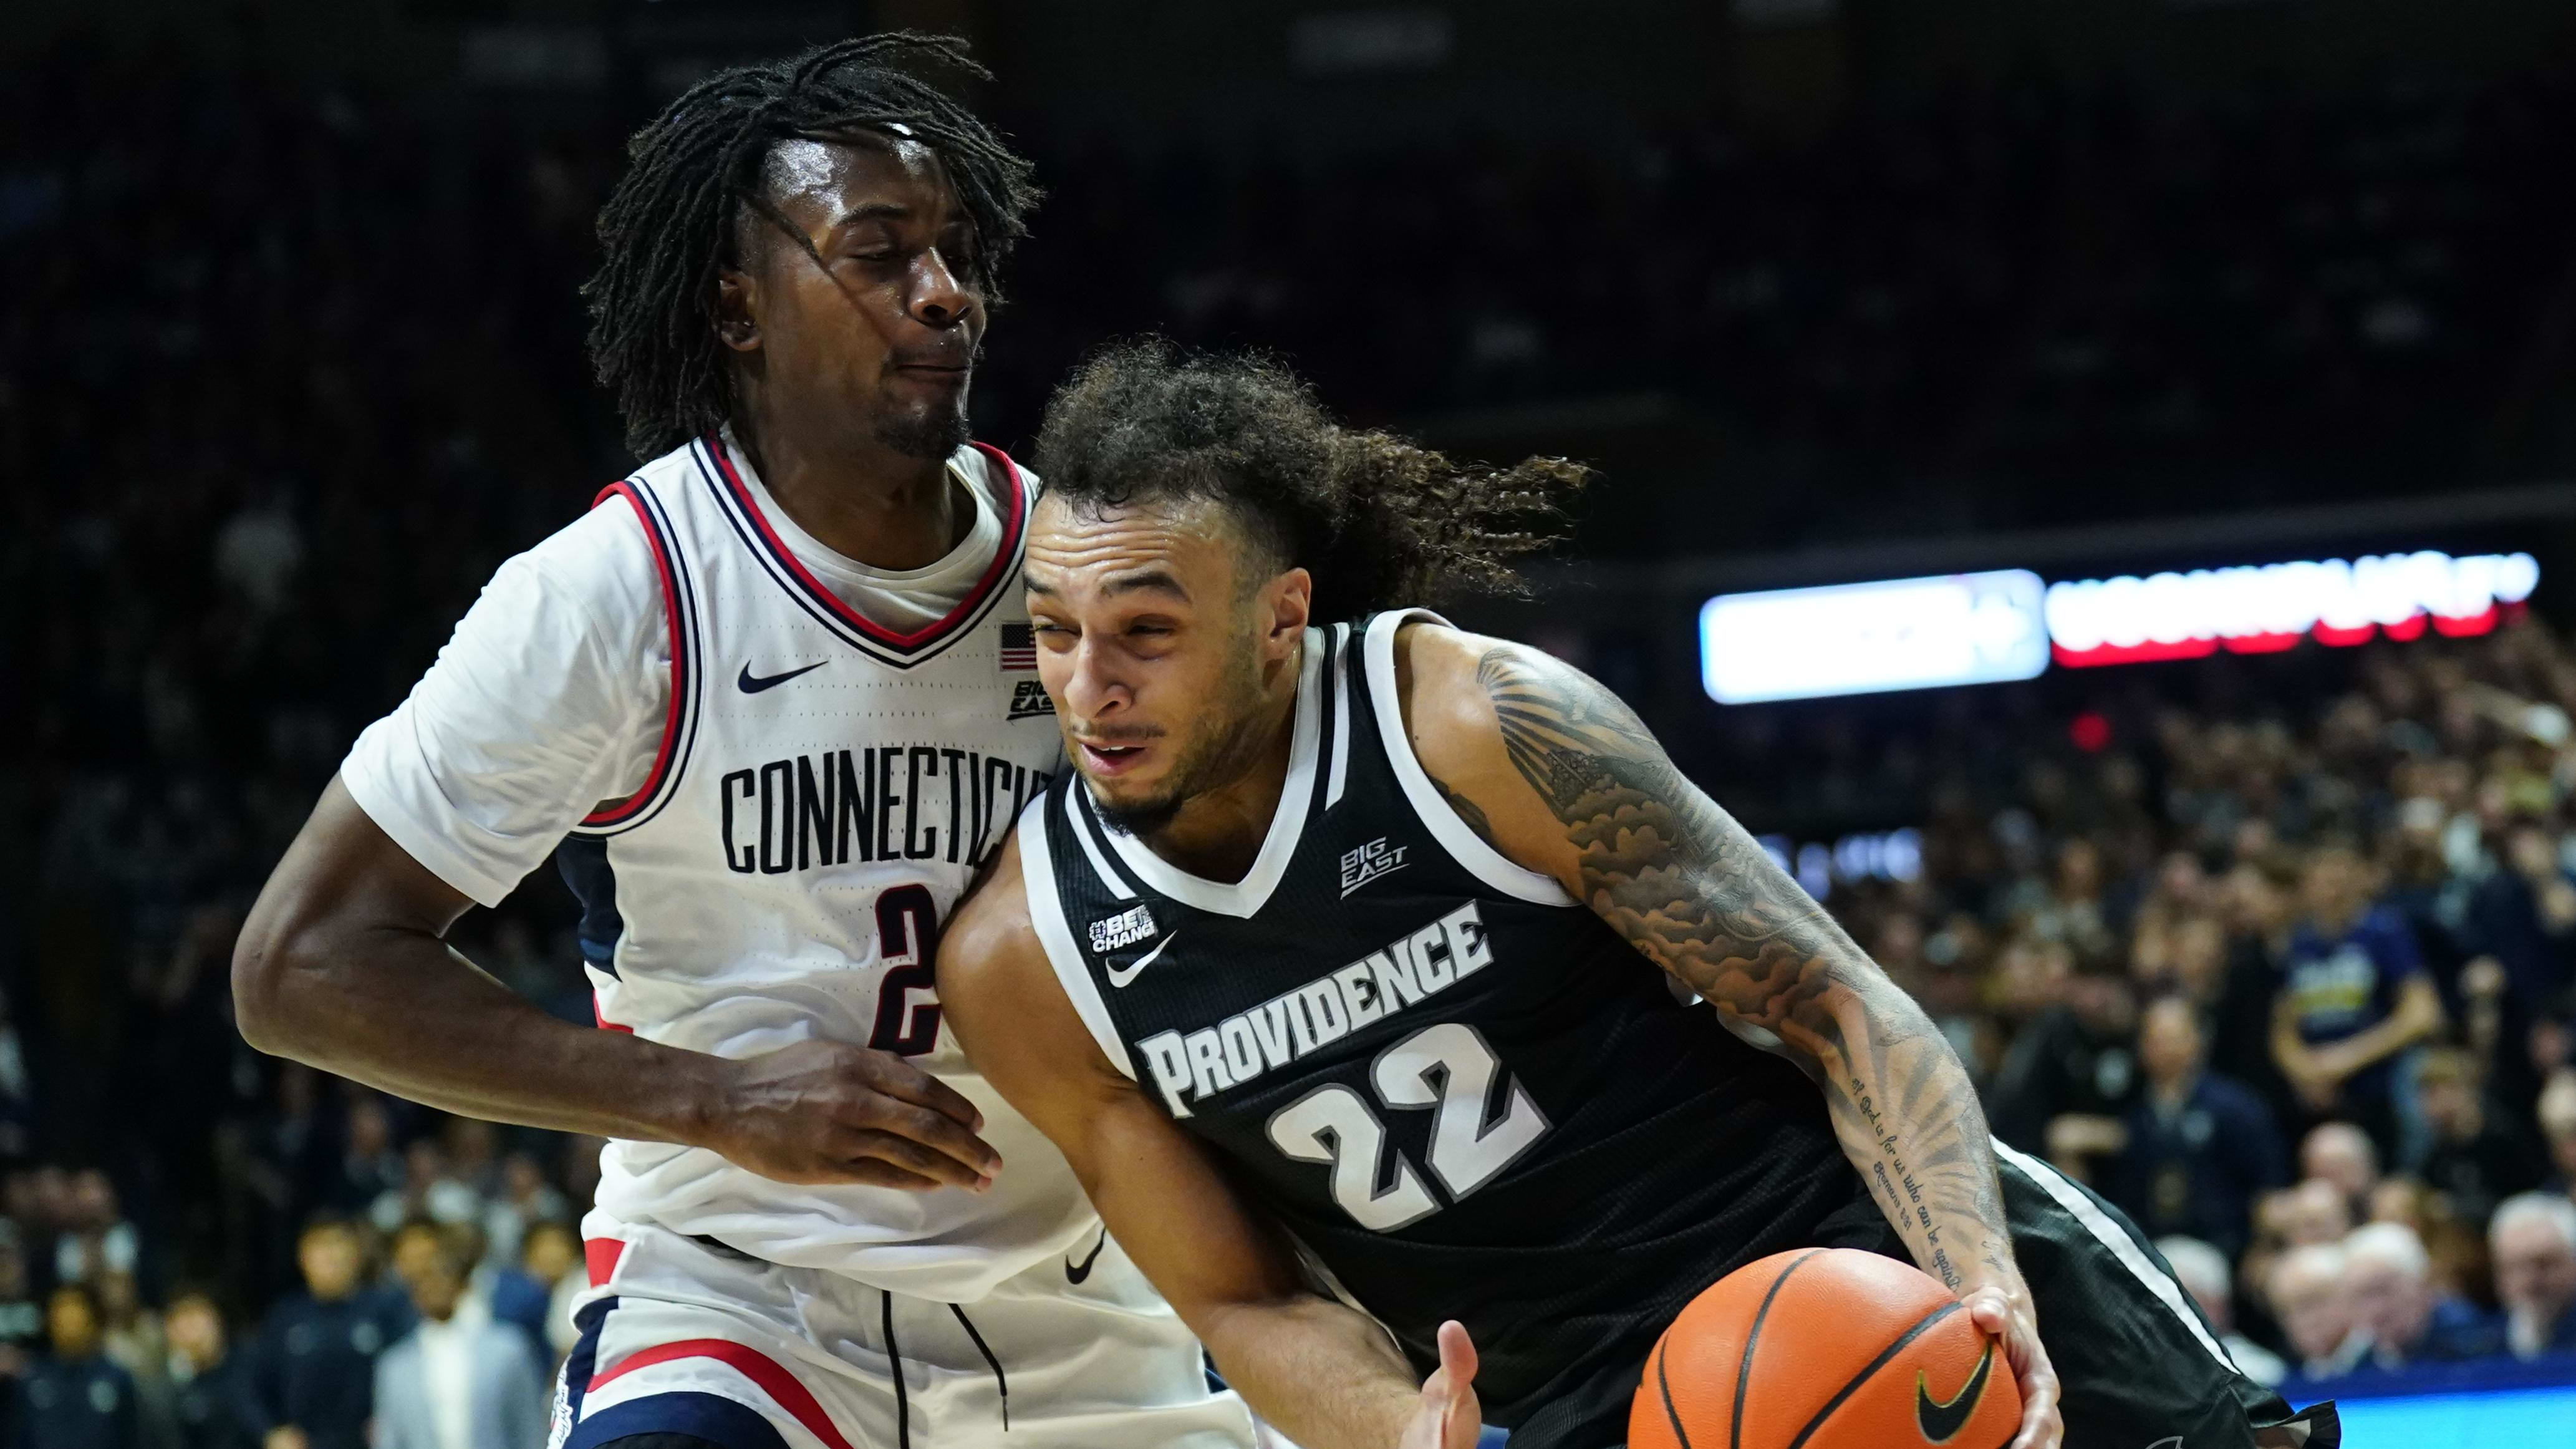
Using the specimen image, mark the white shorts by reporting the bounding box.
[552,1212,1256,1449]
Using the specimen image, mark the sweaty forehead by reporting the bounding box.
[1025,494,1244,599]
[751,133,955,229]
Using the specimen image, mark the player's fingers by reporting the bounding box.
[855,1099,1003,1176]
[819,1158,945,1192]
[2009,1376,2062,1449]
[856,1050,988,1130]
[843,1127,996,1190]
[1437,1319,1479,1387]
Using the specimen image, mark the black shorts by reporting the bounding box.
[1822,1142,2338,1449]
[1525,1143,2338,1448]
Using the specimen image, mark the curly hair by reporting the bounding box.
[584,33,1040,459]
[1032,341,1586,622]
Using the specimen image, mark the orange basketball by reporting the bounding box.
[1629,1248,2020,1449]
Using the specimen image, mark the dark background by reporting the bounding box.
[4,1,2575,1442]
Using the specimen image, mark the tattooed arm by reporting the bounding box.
[1396,622,2063,1449]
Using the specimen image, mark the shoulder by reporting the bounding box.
[1384,619,1519,765]
[936,826,1054,1038]
[508,490,668,627]
[943,827,1038,970]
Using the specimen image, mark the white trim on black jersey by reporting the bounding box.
[1325,621,1354,808]
[1994,1140,2241,1372]
[1063,783,1139,900]
[1015,795,1138,1081]
[1084,627,1328,919]
[1361,610,1576,908]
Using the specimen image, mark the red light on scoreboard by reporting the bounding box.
[2042,552,2537,668]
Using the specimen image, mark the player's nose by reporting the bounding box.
[908,246,975,330]
[1060,636,1132,718]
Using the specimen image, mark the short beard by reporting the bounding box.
[872,398,972,460]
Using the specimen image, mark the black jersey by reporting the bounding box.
[1015,610,1871,1448]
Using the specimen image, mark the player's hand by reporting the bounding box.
[1961,1283,2060,1449]
[701,1039,1000,1190]
[1399,1320,1482,1449]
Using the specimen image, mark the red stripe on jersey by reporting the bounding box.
[581,482,688,827]
[703,432,1028,653]
[592,992,633,1034]
[582,1236,627,1287]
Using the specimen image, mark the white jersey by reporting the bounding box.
[344,430,1082,1301]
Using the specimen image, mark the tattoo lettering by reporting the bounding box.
[1474,644,2010,1294]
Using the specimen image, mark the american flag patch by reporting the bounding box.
[998,623,1037,671]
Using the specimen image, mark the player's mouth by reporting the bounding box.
[1077,740,1151,776]
[890,362,970,390]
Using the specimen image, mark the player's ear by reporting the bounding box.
[1261,568,1313,654]
[715,268,761,354]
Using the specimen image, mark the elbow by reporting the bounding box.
[230,899,326,1059]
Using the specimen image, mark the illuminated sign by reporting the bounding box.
[1698,570,2050,704]
[2044,551,2538,666]
[1700,550,2539,702]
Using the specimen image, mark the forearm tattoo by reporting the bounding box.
[1475,645,2010,1291]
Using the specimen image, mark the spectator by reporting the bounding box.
[368,1231,544,1449]
[477,1154,564,1280]
[2542,1069,2576,1196]
[237,1219,402,1449]
[2107,996,2287,1258]
[14,1282,140,1449]
[165,1291,253,1449]
[2155,1236,2287,1387]
[2463,821,2576,1014]
[2489,1192,2576,1360]
[95,1266,177,1449]
[2413,1045,2544,1226]
[486,1221,574,1368]
[2342,1221,2501,1369]
[2299,1122,2382,1222]
[321,1100,402,1221]
[2271,843,2446,1161]
[2274,1179,2355,1249]
[2269,1241,2365,1380]
[1987,950,2140,1180]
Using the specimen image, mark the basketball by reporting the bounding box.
[1630,1248,2021,1449]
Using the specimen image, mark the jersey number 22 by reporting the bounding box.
[1265,1022,1548,1231]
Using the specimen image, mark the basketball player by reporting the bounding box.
[936,344,2340,1449]
[232,41,1253,1449]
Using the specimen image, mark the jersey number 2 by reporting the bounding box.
[868,884,942,1057]
[1265,1022,1548,1231]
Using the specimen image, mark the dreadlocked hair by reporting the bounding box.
[585,33,1040,458]
[1034,341,1586,623]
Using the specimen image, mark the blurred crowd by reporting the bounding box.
[8,34,2576,1449]
[1802,619,2576,1397]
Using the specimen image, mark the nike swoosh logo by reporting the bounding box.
[1105,932,1180,988]
[738,661,826,694]
[1914,1340,1995,1443]
[1065,1228,1109,1284]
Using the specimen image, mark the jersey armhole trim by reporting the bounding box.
[1015,794,1138,1081]
[579,480,695,831]
[1362,610,1576,908]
